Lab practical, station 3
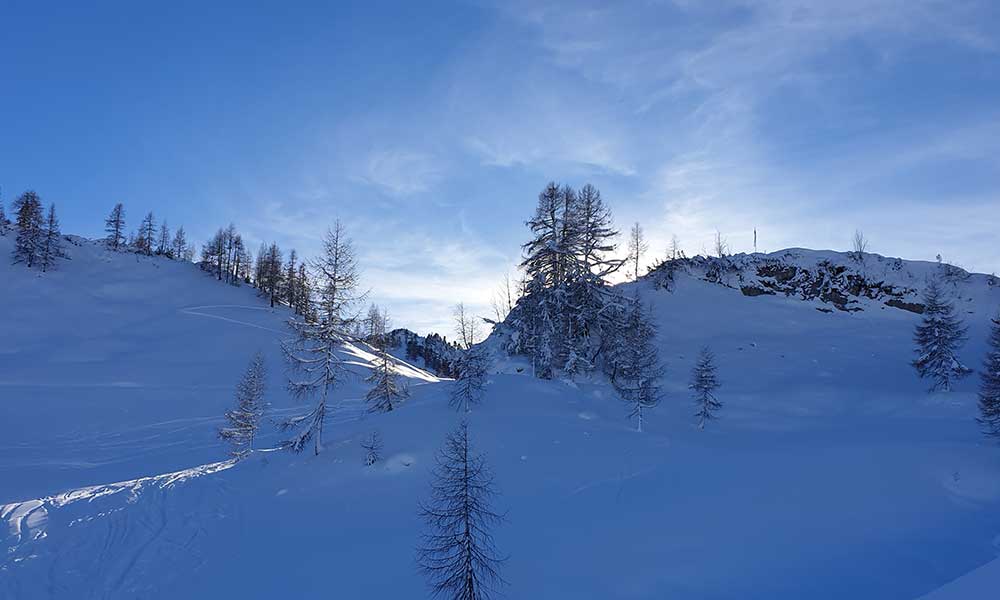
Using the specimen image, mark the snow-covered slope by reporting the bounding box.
[3,236,1000,599]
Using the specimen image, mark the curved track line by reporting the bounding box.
[178,305,287,334]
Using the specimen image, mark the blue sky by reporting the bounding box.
[2,1,999,334]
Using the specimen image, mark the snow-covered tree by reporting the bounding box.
[912,279,971,391]
[610,296,663,432]
[418,422,506,600]
[219,352,266,459]
[690,347,722,429]
[561,334,592,379]
[450,346,489,412]
[977,314,1000,438]
[366,348,407,413]
[104,203,126,250]
[12,191,44,267]
[39,203,63,272]
[281,222,361,455]
[361,430,383,466]
[569,184,622,280]
[513,181,626,378]
[627,221,648,281]
[521,182,568,290]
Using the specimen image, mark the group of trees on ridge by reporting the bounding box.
[2,190,65,272]
[502,181,725,431]
[103,202,194,262]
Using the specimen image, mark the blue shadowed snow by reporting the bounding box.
[2,234,1000,599]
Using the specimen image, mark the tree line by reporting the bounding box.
[104,202,194,261]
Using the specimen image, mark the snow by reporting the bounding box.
[3,235,1000,598]
[917,556,1000,599]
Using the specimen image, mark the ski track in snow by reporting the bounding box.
[2,458,236,599]
[0,302,426,596]
[179,304,289,335]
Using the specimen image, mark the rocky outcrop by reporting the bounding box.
[645,249,981,314]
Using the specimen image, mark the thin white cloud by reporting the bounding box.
[357,149,446,196]
[212,0,999,333]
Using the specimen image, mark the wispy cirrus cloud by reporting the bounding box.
[480,0,1000,274]
[356,149,446,196]
[198,0,1000,332]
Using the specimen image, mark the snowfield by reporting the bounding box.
[3,235,1000,599]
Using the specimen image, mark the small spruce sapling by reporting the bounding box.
[612,296,664,433]
[361,430,383,466]
[366,349,408,413]
[912,279,971,391]
[219,352,267,459]
[450,346,489,413]
[417,422,506,600]
[690,347,722,429]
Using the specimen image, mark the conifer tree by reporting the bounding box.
[521,182,567,290]
[561,336,592,379]
[136,212,156,255]
[690,347,722,429]
[912,279,971,391]
[295,262,312,316]
[12,191,44,267]
[219,352,267,459]
[418,422,506,600]
[366,346,408,413]
[171,226,188,261]
[156,222,171,256]
[262,243,284,307]
[0,203,10,236]
[284,249,298,309]
[977,314,1000,438]
[104,203,126,250]
[39,203,63,272]
[282,221,361,455]
[361,430,383,466]
[611,296,663,432]
[201,228,227,279]
[364,306,406,412]
[514,181,625,378]
[450,346,489,412]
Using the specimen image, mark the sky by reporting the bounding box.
[2,0,999,335]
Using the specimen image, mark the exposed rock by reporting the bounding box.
[646,249,988,316]
[885,299,924,314]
